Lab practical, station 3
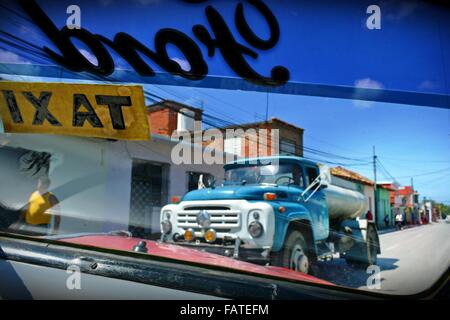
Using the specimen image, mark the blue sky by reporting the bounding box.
[146,83,450,203]
[0,0,449,96]
[0,74,448,202]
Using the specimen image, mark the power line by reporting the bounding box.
[394,167,450,179]
[0,22,378,166]
[152,84,374,165]
[378,156,450,164]
[143,86,377,168]
[303,146,369,163]
[0,27,377,170]
[415,172,450,187]
[304,134,372,157]
[151,86,369,165]
[154,100,374,167]
[187,86,265,121]
[376,158,399,184]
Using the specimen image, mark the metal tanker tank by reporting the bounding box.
[319,164,368,221]
[324,184,368,220]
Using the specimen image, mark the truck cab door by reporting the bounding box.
[301,165,328,240]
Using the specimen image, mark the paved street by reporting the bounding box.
[315,222,450,295]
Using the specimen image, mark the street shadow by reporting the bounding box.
[0,246,33,299]
[314,257,399,289]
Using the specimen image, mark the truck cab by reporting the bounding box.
[160,156,380,274]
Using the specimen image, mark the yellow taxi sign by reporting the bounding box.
[0,81,150,140]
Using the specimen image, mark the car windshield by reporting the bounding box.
[0,0,449,301]
[224,163,303,186]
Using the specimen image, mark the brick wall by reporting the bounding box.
[205,119,303,158]
[148,108,178,136]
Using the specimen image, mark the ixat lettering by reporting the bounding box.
[18,0,289,87]
[2,90,131,130]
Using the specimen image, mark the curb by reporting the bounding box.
[378,224,426,235]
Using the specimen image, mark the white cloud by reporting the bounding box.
[354,78,384,90]
[0,49,31,64]
[172,57,191,72]
[352,78,384,109]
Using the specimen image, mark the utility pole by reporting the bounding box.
[411,177,416,224]
[373,146,377,224]
[265,89,269,121]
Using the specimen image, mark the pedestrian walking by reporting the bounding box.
[395,211,403,230]
[366,210,373,222]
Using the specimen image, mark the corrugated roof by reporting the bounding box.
[377,183,398,191]
[397,186,414,195]
[331,166,374,186]
[377,184,396,191]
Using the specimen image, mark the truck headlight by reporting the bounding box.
[184,228,195,242]
[204,229,217,243]
[161,220,172,234]
[248,221,264,238]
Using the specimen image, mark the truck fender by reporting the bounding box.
[272,209,316,254]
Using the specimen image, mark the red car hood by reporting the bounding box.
[60,235,332,286]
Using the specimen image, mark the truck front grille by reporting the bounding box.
[177,206,240,230]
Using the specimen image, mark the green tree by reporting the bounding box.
[437,203,450,218]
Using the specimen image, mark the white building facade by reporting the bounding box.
[0,133,225,239]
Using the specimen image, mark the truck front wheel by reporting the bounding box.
[273,230,312,274]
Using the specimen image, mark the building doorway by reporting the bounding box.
[129,160,168,239]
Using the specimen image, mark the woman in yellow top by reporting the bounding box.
[19,176,61,235]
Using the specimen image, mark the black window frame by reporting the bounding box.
[304,165,320,187]
[187,171,214,192]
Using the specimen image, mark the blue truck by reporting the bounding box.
[160,156,380,274]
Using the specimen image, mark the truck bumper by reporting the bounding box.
[170,242,270,265]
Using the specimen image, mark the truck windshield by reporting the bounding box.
[225,163,303,186]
